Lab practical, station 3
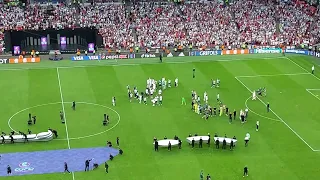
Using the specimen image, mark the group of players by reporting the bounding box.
[126,77,179,106]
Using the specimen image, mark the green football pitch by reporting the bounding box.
[1,54,320,180]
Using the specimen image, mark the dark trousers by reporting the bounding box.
[154,146,158,151]
[105,168,108,173]
[65,168,70,173]
[85,165,89,171]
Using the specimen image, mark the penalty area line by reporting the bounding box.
[235,76,317,152]
[236,72,309,78]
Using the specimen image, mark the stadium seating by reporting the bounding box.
[0,0,319,50]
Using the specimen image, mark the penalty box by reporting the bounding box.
[236,74,320,152]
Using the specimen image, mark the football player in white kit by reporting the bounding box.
[175,78,178,87]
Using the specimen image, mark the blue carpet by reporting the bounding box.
[0,147,119,176]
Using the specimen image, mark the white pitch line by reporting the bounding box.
[236,72,310,78]
[56,68,75,180]
[286,57,320,82]
[306,89,320,101]
[244,96,282,122]
[235,76,317,152]
[0,56,287,71]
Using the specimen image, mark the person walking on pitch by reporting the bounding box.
[312,65,315,74]
[105,162,109,173]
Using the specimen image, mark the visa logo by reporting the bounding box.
[73,56,84,61]
[88,56,100,60]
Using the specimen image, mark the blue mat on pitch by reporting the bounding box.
[0,147,119,176]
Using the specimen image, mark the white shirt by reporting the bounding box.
[245,109,248,112]
[312,66,315,70]
[175,78,178,84]
[256,121,259,126]
[217,94,220,99]
[159,96,163,101]
[246,133,250,139]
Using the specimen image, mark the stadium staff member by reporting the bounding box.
[85,159,92,171]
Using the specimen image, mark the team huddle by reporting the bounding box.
[126,77,179,106]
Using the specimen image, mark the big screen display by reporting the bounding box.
[60,37,66,45]
[88,43,94,52]
[13,46,20,55]
[41,37,47,45]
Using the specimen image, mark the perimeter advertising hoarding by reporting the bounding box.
[0,59,9,64]
[8,57,40,64]
[309,51,320,58]
[285,49,309,55]
[221,49,249,55]
[254,48,282,53]
[71,55,101,61]
[189,50,222,56]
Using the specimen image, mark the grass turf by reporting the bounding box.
[0,54,320,180]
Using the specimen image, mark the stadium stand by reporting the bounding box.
[0,0,319,51]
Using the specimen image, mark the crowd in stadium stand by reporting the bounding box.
[0,0,319,52]
[132,1,186,48]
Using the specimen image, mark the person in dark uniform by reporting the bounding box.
[267,102,270,112]
[28,129,31,134]
[116,137,120,146]
[222,139,227,149]
[85,159,92,171]
[174,135,178,140]
[193,68,196,78]
[28,113,32,121]
[206,174,211,180]
[9,135,14,144]
[213,107,217,116]
[178,139,182,149]
[105,162,109,173]
[233,136,237,147]
[159,54,162,63]
[168,141,172,151]
[32,116,36,125]
[1,135,4,144]
[103,114,108,126]
[215,138,219,149]
[49,129,58,138]
[191,138,195,148]
[164,136,167,139]
[109,154,114,160]
[64,162,70,173]
[225,106,229,115]
[154,140,159,151]
[23,133,28,143]
[72,101,76,110]
[230,140,234,150]
[233,109,237,120]
[60,111,64,123]
[119,149,123,155]
[243,166,248,177]
[199,137,203,148]
[214,133,218,137]
[229,112,232,124]
[7,165,11,175]
[207,133,211,147]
